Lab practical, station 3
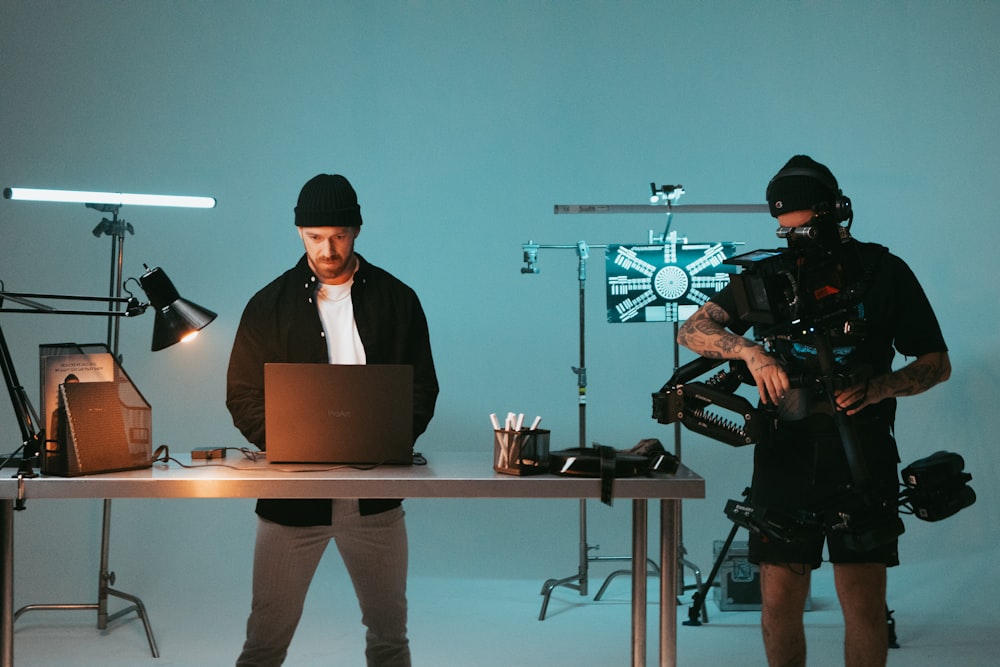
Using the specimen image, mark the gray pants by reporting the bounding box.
[236,501,410,667]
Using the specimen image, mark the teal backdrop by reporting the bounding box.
[1,0,996,637]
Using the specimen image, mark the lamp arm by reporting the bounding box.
[1,267,216,355]
[0,291,144,317]
[0,318,42,455]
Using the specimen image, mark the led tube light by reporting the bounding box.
[3,187,216,209]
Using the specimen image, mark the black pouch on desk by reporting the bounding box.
[548,439,679,505]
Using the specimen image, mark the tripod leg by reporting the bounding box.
[886,604,899,649]
[97,499,158,656]
[684,522,740,626]
[679,555,707,622]
[538,499,589,620]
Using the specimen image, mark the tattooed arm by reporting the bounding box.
[677,301,789,405]
[835,351,951,416]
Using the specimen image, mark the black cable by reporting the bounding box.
[152,445,260,470]
[150,445,426,472]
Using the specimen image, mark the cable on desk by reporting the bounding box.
[152,444,261,470]
[150,445,428,471]
[268,453,427,473]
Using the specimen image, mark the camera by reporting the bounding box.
[724,244,865,343]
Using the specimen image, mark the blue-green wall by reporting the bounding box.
[2,0,996,618]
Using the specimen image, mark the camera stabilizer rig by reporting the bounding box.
[652,355,767,448]
[650,238,976,627]
[655,204,978,615]
[654,351,975,629]
[719,450,975,551]
[675,449,975,629]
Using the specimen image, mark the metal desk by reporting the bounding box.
[0,452,704,666]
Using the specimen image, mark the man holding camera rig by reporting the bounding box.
[677,155,951,667]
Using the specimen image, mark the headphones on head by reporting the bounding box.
[766,166,853,223]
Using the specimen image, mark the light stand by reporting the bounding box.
[1,187,215,660]
[531,240,594,618]
[529,238,688,620]
[529,190,767,620]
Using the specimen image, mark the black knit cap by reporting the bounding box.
[294,174,363,227]
[765,155,839,218]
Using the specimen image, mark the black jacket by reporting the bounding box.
[226,253,439,524]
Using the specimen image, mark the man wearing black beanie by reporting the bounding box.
[227,174,439,666]
[678,156,950,667]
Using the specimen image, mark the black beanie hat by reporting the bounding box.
[294,174,363,227]
[765,155,839,218]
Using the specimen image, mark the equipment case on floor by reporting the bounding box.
[713,540,812,611]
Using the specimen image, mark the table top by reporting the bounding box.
[0,451,704,502]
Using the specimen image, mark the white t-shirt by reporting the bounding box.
[316,278,366,364]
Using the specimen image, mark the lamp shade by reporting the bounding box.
[139,266,217,351]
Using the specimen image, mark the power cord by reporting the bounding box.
[152,444,261,470]
[151,446,427,470]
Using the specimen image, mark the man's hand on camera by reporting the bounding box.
[835,380,875,415]
[835,351,951,416]
[745,348,790,406]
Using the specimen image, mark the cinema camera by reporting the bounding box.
[724,229,875,345]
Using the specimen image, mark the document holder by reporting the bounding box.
[40,343,152,476]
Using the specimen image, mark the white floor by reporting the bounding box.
[9,553,996,667]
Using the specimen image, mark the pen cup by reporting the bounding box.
[493,428,550,475]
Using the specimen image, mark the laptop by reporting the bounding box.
[264,363,414,465]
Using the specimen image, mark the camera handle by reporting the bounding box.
[812,331,873,493]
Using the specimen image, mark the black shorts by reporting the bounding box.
[747,414,901,569]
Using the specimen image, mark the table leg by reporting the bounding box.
[1,499,13,667]
[660,498,679,667]
[631,499,648,667]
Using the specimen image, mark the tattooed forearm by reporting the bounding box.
[677,303,757,361]
[679,303,792,404]
[871,351,951,400]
